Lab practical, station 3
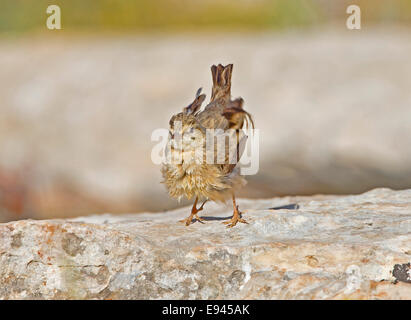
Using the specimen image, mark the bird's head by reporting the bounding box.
[168,112,205,150]
[167,88,207,150]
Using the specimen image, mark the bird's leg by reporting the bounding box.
[223,194,248,228]
[195,199,208,221]
[180,197,208,226]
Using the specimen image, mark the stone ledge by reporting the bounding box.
[0,188,410,299]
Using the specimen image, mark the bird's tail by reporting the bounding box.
[211,64,233,102]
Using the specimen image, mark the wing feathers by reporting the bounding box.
[184,88,206,115]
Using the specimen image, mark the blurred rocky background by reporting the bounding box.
[0,0,411,222]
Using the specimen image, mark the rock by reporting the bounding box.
[0,188,410,299]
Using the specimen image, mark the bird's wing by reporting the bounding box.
[184,87,206,115]
[198,100,252,175]
[220,131,248,175]
[197,63,254,174]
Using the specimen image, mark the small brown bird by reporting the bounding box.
[162,64,254,228]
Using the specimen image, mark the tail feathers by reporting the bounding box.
[211,64,233,101]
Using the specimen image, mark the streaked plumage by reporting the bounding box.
[161,64,254,227]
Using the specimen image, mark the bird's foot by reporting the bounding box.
[179,201,206,226]
[222,206,248,228]
[179,213,205,226]
[195,214,205,222]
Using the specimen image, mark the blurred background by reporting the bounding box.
[0,0,411,222]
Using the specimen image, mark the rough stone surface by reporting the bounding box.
[0,188,410,299]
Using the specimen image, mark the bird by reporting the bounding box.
[161,63,254,228]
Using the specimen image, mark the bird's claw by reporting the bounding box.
[195,215,205,222]
[179,213,205,226]
[222,210,248,228]
[223,218,248,228]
